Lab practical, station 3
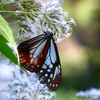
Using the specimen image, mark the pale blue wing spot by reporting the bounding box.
[42,64,47,69]
[31,65,34,68]
[47,69,51,72]
[58,65,61,69]
[30,49,35,54]
[56,84,58,87]
[30,54,32,58]
[50,39,56,63]
[45,73,48,77]
[48,79,50,82]
[45,57,50,66]
[50,74,53,78]
[40,70,43,73]
[49,64,53,69]
[30,58,34,63]
[53,84,55,87]
[34,40,47,57]
[53,67,59,80]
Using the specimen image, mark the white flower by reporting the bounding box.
[13,0,75,42]
[0,62,56,100]
[76,88,100,100]
[5,65,56,100]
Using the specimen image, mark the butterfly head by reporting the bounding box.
[44,31,56,39]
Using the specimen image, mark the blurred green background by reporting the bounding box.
[1,0,100,100]
[56,0,100,100]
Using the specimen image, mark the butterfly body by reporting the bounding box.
[17,31,61,91]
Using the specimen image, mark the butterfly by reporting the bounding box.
[17,31,61,91]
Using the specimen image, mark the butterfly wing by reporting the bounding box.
[17,32,61,91]
[37,38,61,91]
[17,34,51,72]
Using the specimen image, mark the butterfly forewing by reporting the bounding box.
[37,38,61,91]
[17,34,50,72]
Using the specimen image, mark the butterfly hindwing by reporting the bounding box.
[37,38,61,91]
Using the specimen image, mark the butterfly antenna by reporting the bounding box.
[32,22,45,33]
[35,25,44,32]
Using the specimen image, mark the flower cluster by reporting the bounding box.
[5,65,56,100]
[76,88,100,100]
[0,59,56,100]
[11,0,76,41]
[0,0,75,99]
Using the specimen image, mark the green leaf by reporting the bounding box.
[0,35,27,73]
[0,15,27,73]
[0,15,19,63]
